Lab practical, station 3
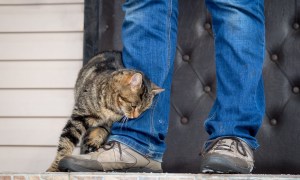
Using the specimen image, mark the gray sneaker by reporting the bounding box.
[58,141,162,172]
[200,137,254,174]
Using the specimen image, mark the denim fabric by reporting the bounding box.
[107,0,179,162]
[204,0,265,149]
[108,0,265,161]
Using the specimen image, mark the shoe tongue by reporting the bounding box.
[214,139,235,151]
[218,139,234,146]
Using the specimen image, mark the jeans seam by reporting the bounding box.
[150,95,160,146]
[204,104,218,130]
[254,0,265,113]
[150,0,173,142]
[208,103,218,121]
[167,0,173,70]
[254,81,260,113]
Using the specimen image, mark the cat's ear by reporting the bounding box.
[151,83,164,95]
[129,73,143,91]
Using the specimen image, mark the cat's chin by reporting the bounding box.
[124,114,139,119]
[125,115,135,119]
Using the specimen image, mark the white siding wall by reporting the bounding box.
[0,0,84,172]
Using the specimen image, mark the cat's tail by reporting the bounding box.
[46,114,89,172]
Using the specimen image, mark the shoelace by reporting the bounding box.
[200,137,247,157]
[102,141,123,160]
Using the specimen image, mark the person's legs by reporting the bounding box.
[201,0,265,173]
[108,0,178,162]
[58,0,178,172]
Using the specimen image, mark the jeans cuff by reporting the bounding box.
[107,135,164,162]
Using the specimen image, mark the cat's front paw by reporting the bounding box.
[82,137,102,153]
[81,127,108,154]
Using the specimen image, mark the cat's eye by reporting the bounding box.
[119,96,129,103]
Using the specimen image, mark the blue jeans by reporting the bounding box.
[108,0,265,161]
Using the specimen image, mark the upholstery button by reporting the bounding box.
[182,55,190,62]
[270,119,277,126]
[204,86,211,92]
[181,117,189,124]
[204,23,211,30]
[271,54,278,61]
[293,86,300,94]
[293,22,299,30]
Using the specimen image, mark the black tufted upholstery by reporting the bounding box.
[84,0,300,174]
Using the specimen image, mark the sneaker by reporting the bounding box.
[200,137,254,174]
[58,141,162,172]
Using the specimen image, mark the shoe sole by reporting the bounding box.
[200,155,252,174]
[58,158,163,173]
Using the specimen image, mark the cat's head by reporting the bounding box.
[112,70,164,119]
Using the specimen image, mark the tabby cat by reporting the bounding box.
[47,51,164,172]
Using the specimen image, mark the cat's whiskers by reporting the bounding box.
[149,103,156,109]
[120,116,129,129]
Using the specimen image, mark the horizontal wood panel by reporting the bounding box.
[0,61,82,88]
[0,0,85,173]
[0,0,83,4]
[0,33,83,60]
[0,4,83,32]
[0,90,74,117]
[0,118,68,146]
[0,146,80,172]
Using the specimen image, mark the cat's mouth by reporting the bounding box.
[127,113,139,119]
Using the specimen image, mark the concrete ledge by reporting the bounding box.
[1,173,300,180]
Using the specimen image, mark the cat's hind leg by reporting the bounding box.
[47,115,88,172]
